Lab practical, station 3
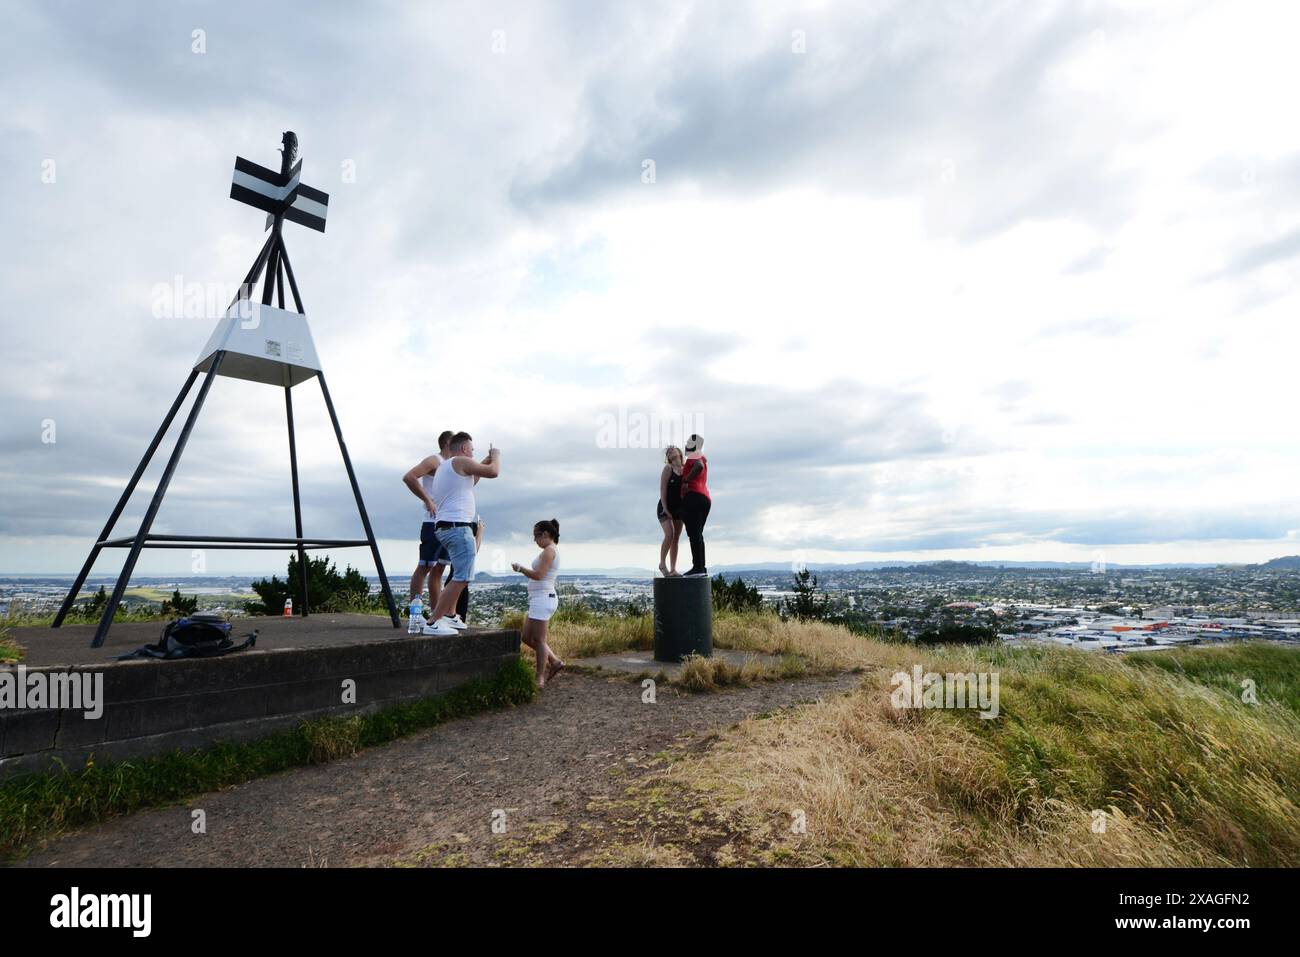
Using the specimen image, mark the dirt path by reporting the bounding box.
[17,670,863,868]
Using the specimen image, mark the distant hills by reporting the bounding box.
[468,556,1300,580]
[707,559,1226,573]
[706,556,1300,575]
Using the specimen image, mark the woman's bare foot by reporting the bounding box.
[545,659,565,682]
[658,563,669,577]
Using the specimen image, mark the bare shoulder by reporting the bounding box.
[407,454,441,477]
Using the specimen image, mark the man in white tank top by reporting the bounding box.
[423,432,501,635]
[402,430,454,606]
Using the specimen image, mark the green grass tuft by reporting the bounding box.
[926,643,1300,865]
[1121,642,1300,716]
[0,627,23,663]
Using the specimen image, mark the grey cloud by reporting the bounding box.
[0,329,1008,562]
[511,1,1153,242]
[1222,228,1300,276]
[759,504,1300,553]
[1038,315,1133,339]
[1063,245,1114,274]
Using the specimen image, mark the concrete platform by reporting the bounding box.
[0,614,520,777]
[573,648,781,677]
[9,613,428,667]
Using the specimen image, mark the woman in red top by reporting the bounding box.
[680,434,711,576]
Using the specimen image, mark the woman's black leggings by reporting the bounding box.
[681,492,711,572]
[443,568,470,621]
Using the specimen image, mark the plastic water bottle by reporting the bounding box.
[408,596,423,634]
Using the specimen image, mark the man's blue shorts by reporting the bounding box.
[434,525,476,581]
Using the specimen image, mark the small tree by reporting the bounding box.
[711,574,765,613]
[84,585,108,617]
[72,585,120,620]
[782,568,829,621]
[161,589,199,617]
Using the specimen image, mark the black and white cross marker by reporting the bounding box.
[229,132,329,233]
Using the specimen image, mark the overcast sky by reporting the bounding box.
[3,0,1300,578]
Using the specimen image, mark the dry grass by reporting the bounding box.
[711,611,895,674]
[531,608,895,687]
[615,630,1300,867]
[500,608,654,661]
[676,654,751,691]
[674,652,808,692]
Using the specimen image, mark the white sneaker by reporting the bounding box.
[446,614,468,630]
[421,619,459,636]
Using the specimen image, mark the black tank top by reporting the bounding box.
[665,469,682,511]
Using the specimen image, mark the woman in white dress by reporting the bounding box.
[511,518,564,687]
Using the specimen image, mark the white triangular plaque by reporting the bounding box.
[194,301,322,387]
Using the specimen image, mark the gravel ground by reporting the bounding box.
[16,670,862,868]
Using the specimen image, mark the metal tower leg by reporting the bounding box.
[317,373,400,627]
[285,384,310,617]
[91,352,227,647]
[53,369,200,627]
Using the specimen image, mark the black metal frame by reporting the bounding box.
[53,194,400,646]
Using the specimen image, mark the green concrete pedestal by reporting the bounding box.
[653,576,713,662]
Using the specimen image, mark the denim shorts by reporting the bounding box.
[435,525,476,581]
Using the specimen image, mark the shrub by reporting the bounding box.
[160,589,198,617]
[246,555,379,615]
[914,622,999,646]
[712,574,765,613]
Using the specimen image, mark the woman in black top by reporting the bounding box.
[657,446,685,577]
